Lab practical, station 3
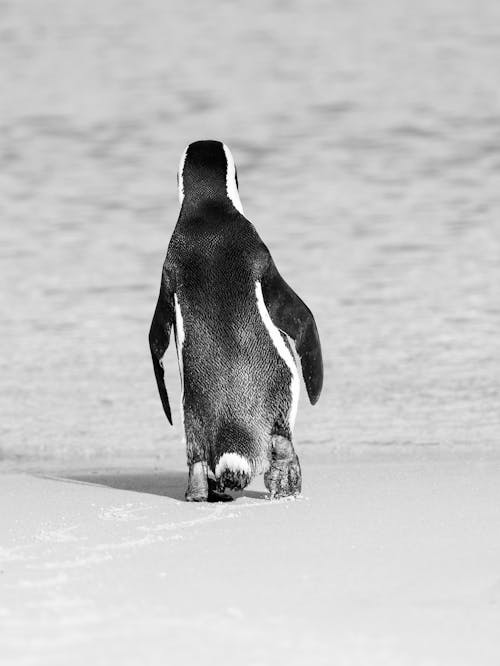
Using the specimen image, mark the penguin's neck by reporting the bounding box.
[180,194,241,219]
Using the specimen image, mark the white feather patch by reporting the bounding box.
[222,144,244,215]
[173,293,185,431]
[215,452,252,478]
[177,146,188,205]
[255,281,300,430]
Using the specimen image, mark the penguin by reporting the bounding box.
[149,140,323,501]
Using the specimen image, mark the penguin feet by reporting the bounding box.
[185,462,233,502]
[264,436,302,500]
[185,461,209,502]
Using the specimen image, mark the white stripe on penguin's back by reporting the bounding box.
[177,146,188,206]
[222,144,244,215]
[173,293,185,429]
[255,281,300,431]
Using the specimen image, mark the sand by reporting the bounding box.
[2,457,500,665]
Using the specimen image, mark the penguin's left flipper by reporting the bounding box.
[261,258,323,404]
[149,267,175,425]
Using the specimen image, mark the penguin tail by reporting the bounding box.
[213,423,257,492]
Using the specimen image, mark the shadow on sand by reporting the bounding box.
[49,470,268,502]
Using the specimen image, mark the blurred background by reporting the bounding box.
[1,0,499,466]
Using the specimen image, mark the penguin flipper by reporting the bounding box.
[149,268,175,425]
[261,260,323,405]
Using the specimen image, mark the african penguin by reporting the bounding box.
[149,140,323,501]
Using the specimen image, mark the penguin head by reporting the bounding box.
[177,140,244,215]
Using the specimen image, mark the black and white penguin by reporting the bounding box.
[149,140,323,501]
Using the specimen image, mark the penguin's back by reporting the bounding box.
[169,206,293,465]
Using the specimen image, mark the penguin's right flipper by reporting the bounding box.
[149,266,175,425]
[261,258,323,405]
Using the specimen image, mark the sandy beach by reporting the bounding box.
[2,457,500,666]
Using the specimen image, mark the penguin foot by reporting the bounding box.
[264,436,302,499]
[185,461,209,502]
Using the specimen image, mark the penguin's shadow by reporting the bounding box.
[57,470,268,502]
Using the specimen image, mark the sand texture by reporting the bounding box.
[2,460,500,665]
